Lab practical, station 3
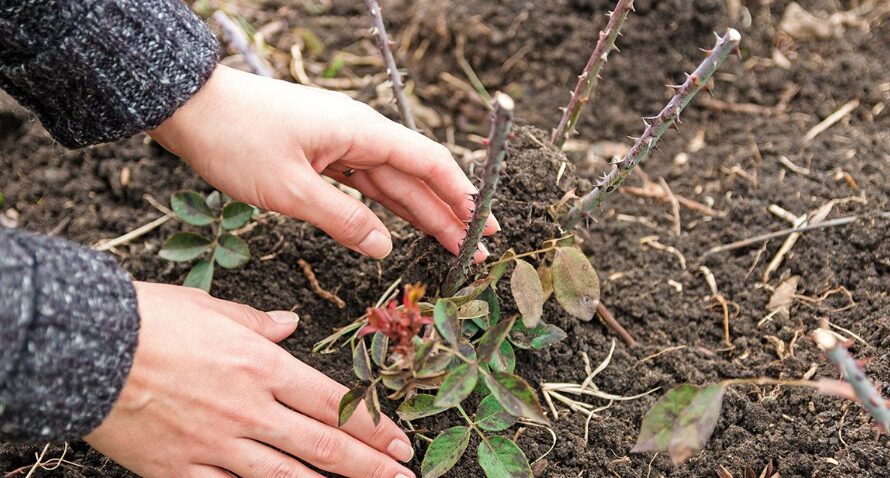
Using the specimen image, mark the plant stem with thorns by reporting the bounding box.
[561,29,741,229]
[552,0,635,149]
[443,93,515,296]
[363,0,416,130]
[813,328,890,433]
[212,11,274,78]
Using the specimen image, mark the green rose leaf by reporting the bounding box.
[509,322,567,350]
[479,287,501,329]
[160,232,212,262]
[183,258,214,292]
[171,190,215,226]
[538,264,553,302]
[632,383,726,464]
[451,278,493,306]
[474,361,491,395]
[397,394,448,421]
[475,394,517,432]
[488,340,516,374]
[489,248,516,284]
[483,370,547,424]
[215,233,250,269]
[477,315,516,364]
[458,300,490,320]
[433,363,478,409]
[551,246,601,321]
[370,332,388,367]
[337,383,367,427]
[352,339,372,381]
[421,427,471,478]
[477,436,532,478]
[221,201,255,230]
[510,259,545,327]
[381,371,410,392]
[434,300,461,346]
[365,385,381,427]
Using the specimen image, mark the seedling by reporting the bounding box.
[334,278,564,478]
[632,325,890,464]
[159,190,255,292]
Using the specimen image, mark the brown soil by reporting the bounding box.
[2,0,889,477]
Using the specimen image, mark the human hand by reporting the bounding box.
[150,65,498,261]
[86,282,416,478]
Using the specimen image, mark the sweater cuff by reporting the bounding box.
[0,229,140,442]
[0,0,219,148]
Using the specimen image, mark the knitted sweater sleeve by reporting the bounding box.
[0,0,220,148]
[0,228,140,442]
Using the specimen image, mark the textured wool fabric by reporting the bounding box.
[0,0,220,148]
[0,228,140,441]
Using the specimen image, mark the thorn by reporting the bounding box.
[700,48,713,55]
[714,31,722,42]
[666,84,683,90]
[613,45,620,53]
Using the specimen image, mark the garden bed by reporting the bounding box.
[1,0,888,476]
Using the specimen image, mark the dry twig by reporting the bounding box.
[298,258,346,308]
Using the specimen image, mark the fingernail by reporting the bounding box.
[268,311,300,325]
[478,242,490,257]
[359,230,392,259]
[388,439,414,462]
[395,473,414,478]
[488,214,501,232]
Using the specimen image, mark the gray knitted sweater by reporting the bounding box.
[0,0,219,441]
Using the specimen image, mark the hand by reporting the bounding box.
[150,65,498,260]
[86,282,416,478]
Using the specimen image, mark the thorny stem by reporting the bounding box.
[561,29,742,229]
[363,0,417,130]
[813,329,890,433]
[551,0,635,149]
[443,93,516,296]
[211,11,274,78]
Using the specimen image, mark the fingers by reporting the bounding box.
[292,171,393,259]
[269,353,413,464]
[222,439,323,478]
[346,106,500,234]
[365,166,489,261]
[189,465,234,478]
[325,169,423,230]
[195,293,299,343]
[255,404,415,478]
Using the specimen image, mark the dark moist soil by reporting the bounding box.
[2,0,889,477]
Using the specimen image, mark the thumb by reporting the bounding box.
[292,173,392,259]
[225,303,300,343]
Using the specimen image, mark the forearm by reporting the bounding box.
[0,0,219,148]
[0,228,139,442]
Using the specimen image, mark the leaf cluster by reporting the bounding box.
[159,190,256,292]
[336,239,602,477]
